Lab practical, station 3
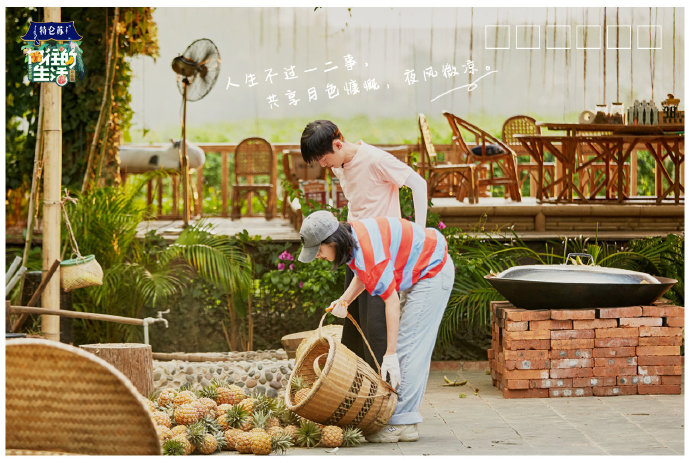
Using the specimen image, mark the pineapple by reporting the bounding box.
[342,426,365,447]
[198,433,218,454]
[234,431,253,454]
[267,425,284,437]
[173,390,197,407]
[291,376,312,404]
[151,410,171,428]
[250,429,272,455]
[191,400,208,420]
[170,424,187,437]
[216,403,233,419]
[142,397,157,413]
[320,425,343,448]
[295,419,321,448]
[282,424,298,442]
[157,388,177,407]
[170,435,194,455]
[266,416,280,429]
[222,404,249,431]
[198,384,218,401]
[270,432,294,455]
[186,421,206,449]
[154,424,172,444]
[216,385,246,405]
[162,439,185,456]
[224,427,244,450]
[197,397,218,416]
[174,401,200,425]
[214,430,227,451]
[249,410,270,432]
[253,393,277,415]
[238,397,257,415]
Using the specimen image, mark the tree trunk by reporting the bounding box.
[80,343,153,397]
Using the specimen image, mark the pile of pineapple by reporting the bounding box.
[142,379,365,455]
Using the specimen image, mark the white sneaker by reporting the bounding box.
[365,424,419,443]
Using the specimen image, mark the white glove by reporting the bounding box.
[326,298,348,318]
[381,353,401,389]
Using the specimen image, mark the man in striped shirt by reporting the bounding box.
[298,210,454,443]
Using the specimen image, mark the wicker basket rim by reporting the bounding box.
[285,333,338,409]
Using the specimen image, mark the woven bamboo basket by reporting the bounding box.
[5,338,161,455]
[285,314,398,434]
[60,254,103,292]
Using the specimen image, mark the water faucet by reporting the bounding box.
[143,309,170,344]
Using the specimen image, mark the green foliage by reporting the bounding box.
[437,227,685,348]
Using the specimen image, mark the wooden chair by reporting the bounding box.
[5,338,161,455]
[232,137,277,219]
[502,115,556,197]
[418,113,478,203]
[281,149,325,217]
[299,179,330,206]
[443,111,522,201]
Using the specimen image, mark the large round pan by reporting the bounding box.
[485,275,677,310]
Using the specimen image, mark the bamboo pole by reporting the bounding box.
[9,305,144,326]
[41,7,62,342]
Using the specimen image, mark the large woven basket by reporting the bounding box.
[5,338,161,455]
[285,314,398,434]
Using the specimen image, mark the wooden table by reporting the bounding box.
[516,133,684,203]
[536,122,684,136]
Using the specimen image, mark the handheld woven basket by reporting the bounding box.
[285,313,398,434]
[60,254,103,292]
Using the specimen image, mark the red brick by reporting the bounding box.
[550,387,593,397]
[617,375,660,386]
[550,349,592,359]
[594,357,637,368]
[503,349,550,361]
[505,359,551,370]
[642,305,684,317]
[504,330,551,341]
[598,306,642,318]
[502,388,549,399]
[639,326,683,337]
[661,375,682,385]
[636,345,681,356]
[573,319,618,329]
[593,385,638,396]
[637,356,682,366]
[551,329,595,340]
[637,384,681,395]
[595,327,639,338]
[638,336,683,346]
[592,365,637,376]
[505,321,529,331]
[529,378,573,389]
[504,369,550,380]
[551,309,596,320]
[551,358,594,369]
[550,339,594,349]
[505,379,530,389]
[618,317,663,327]
[504,309,551,321]
[503,339,551,350]
[592,347,637,357]
[529,320,573,331]
[549,368,594,378]
[638,365,683,376]
[665,316,684,327]
[573,376,616,387]
[594,337,638,347]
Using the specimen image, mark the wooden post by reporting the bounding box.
[80,343,154,397]
[42,7,62,342]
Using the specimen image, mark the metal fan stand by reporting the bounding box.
[180,77,191,226]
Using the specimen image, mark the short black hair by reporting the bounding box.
[300,120,343,165]
[322,222,357,269]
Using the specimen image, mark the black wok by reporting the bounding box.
[484,254,677,310]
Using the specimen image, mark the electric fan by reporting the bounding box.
[171,38,221,225]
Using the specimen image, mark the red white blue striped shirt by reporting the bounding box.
[347,217,448,299]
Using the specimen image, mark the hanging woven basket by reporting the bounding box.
[60,254,103,292]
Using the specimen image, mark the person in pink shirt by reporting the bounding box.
[300,120,428,371]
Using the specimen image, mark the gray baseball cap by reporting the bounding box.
[298,210,339,263]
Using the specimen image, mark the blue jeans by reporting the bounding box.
[388,256,455,425]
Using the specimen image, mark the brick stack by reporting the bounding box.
[488,301,684,398]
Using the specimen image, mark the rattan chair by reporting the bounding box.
[418,113,478,203]
[502,115,556,197]
[5,338,161,455]
[232,137,277,219]
[443,111,522,201]
[281,149,326,217]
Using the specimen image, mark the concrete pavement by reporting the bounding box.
[279,368,684,456]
